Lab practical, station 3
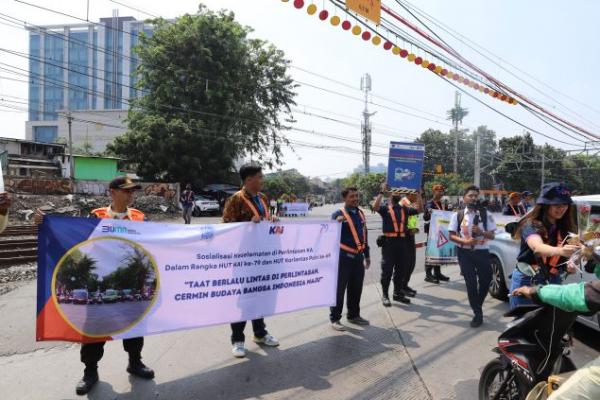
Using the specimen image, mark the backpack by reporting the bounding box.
[457,208,488,232]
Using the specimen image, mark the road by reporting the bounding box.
[0,204,597,399]
[60,301,153,336]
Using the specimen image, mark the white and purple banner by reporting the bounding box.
[37,217,341,343]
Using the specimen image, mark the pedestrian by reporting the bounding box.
[269,198,277,216]
[222,164,280,358]
[448,185,497,328]
[400,191,424,298]
[423,184,451,283]
[330,187,371,329]
[502,192,527,217]
[372,183,422,306]
[34,176,154,396]
[508,182,580,309]
[520,190,535,211]
[0,192,10,234]
[179,183,195,224]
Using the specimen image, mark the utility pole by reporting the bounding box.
[67,112,74,179]
[474,128,481,187]
[453,91,461,174]
[541,152,545,189]
[360,73,376,174]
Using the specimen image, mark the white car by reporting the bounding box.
[488,195,600,331]
[394,168,415,182]
[192,196,220,216]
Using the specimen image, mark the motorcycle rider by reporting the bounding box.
[512,261,599,400]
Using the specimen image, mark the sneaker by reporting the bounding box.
[470,316,483,328]
[393,293,411,304]
[424,276,440,284]
[331,320,346,331]
[382,296,392,307]
[404,287,417,297]
[232,342,247,358]
[253,334,279,347]
[347,316,370,326]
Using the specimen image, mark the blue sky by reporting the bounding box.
[0,0,598,178]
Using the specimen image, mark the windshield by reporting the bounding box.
[105,290,117,296]
[73,290,87,298]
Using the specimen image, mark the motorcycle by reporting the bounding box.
[478,304,578,400]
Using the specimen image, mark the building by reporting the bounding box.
[25,11,154,147]
[0,137,65,178]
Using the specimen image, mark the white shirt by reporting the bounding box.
[448,207,496,250]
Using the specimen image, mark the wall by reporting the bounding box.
[74,157,118,181]
[75,180,178,199]
[5,177,73,195]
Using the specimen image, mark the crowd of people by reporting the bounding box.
[1,165,597,398]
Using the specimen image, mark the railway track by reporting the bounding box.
[0,225,38,266]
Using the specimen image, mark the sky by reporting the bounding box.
[0,0,599,180]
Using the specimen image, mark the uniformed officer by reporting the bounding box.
[372,183,423,307]
[34,176,154,396]
[502,192,527,217]
[330,186,371,330]
[222,164,280,358]
[423,184,451,283]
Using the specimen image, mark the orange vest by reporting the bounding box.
[384,204,406,237]
[91,207,145,221]
[340,208,367,254]
[241,194,271,220]
[542,231,563,276]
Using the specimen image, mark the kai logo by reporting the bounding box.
[101,225,140,235]
[269,226,285,235]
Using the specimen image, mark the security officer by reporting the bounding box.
[502,192,527,217]
[34,176,154,396]
[222,164,280,358]
[423,184,451,283]
[373,183,422,307]
[330,186,371,330]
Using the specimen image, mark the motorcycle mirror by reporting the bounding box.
[505,222,518,236]
[517,262,537,277]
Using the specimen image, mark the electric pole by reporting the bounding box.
[541,152,545,189]
[474,128,481,187]
[361,73,376,174]
[67,112,74,179]
[453,91,461,174]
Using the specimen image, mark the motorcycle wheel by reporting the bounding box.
[478,358,528,400]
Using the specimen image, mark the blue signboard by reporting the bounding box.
[386,141,425,191]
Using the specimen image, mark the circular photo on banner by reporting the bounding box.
[53,237,159,337]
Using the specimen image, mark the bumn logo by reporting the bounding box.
[269,226,285,235]
[101,225,140,235]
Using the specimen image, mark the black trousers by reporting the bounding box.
[403,234,417,288]
[456,248,492,317]
[330,254,365,322]
[230,319,268,343]
[80,337,144,368]
[380,237,411,295]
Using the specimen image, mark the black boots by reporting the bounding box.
[425,266,440,284]
[76,367,99,396]
[434,265,450,282]
[127,358,155,379]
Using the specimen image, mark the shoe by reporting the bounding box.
[404,287,417,297]
[470,316,483,328]
[232,342,247,358]
[331,321,346,331]
[435,274,450,282]
[382,296,392,307]
[253,334,279,347]
[424,276,440,284]
[393,293,411,304]
[75,369,99,396]
[127,360,155,379]
[347,316,370,326]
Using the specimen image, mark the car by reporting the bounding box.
[488,195,600,331]
[192,195,220,217]
[72,289,89,305]
[394,168,415,182]
[56,292,69,303]
[103,289,119,303]
[122,289,135,301]
[89,292,103,304]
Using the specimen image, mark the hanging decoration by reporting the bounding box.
[279,0,517,105]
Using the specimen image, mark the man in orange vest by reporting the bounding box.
[222,164,280,358]
[330,187,371,331]
[35,176,154,396]
[503,192,527,217]
[373,184,423,306]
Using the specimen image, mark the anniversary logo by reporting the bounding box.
[36,216,341,343]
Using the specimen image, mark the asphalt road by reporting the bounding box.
[0,204,597,400]
[60,301,153,336]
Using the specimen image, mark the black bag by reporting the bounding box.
[376,235,386,248]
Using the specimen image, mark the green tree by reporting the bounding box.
[342,172,385,207]
[57,254,98,290]
[109,5,296,187]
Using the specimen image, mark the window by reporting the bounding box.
[34,126,58,143]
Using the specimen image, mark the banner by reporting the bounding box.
[425,210,457,265]
[36,217,341,343]
[282,202,310,216]
[346,0,381,24]
[386,141,425,192]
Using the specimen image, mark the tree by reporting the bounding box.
[109,5,296,187]
[342,172,386,206]
[57,253,98,290]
